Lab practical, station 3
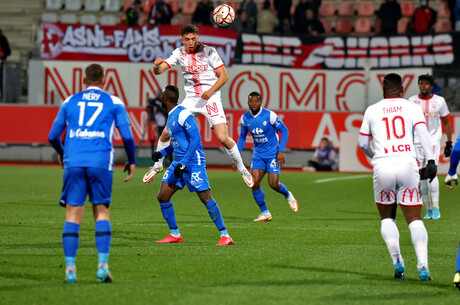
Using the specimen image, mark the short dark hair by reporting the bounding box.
[383,73,402,88]
[163,85,179,102]
[180,24,199,36]
[248,91,261,100]
[85,64,104,83]
[418,74,434,85]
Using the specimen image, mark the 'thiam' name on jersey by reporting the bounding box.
[164,43,224,98]
[408,94,449,143]
[359,98,426,159]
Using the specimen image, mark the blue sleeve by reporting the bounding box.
[48,106,67,156]
[237,123,249,153]
[448,139,460,176]
[115,104,130,128]
[180,115,201,167]
[118,124,136,164]
[274,118,289,152]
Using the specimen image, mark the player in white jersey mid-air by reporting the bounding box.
[359,73,437,281]
[408,74,452,220]
[144,24,253,187]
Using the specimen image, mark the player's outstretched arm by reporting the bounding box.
[153,57,170,75]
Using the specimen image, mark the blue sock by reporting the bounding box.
[252,188,269,213]
[160,201,180,235]
[277,183,290,198]
[62,222,80,267]
[449,142,460,176]
[205,199,228,235]
[457,241,460,273]
[95,220,111,265]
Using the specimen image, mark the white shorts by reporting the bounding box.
[414,143,440,168]
[181,92,227,127]
[372,156,422,206]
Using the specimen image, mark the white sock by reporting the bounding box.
[225,145,245,172]
[429,176,439,208]
[420,180,431,210]
[65,265,76,274]
[154,140,170,168]
[408,219,429,270]
[381,218,403,265]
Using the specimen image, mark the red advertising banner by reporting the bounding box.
[2,105,458,150]
[41,22,238,65]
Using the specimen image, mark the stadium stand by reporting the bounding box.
[320,19,333,34]
[181,0,198,15]
[357,2,374,17]
[435,19,452,33]
[60,13,78,23]
[166,0,180,15]
[400,2,415,18]
[437,3,451,19]
[100,14,117,25]
[337,2,355,17]
[397,18,410,34]
[41,12,59,22]
[46,0,62,11]
[104,0,121,12]
[65,0,82,11]
[81,13,97,24]
[84,0,101,12]
[319,2,335,17]
[335,18,352,34]
[354,18,372,34]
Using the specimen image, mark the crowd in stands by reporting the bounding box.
[41,0,460,36]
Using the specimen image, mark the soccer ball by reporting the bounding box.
[212,4,235,27]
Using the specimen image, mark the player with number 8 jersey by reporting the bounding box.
[358,73,436,281]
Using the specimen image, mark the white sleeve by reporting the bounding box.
[414,123,434,161]
[359,109,371,136]
[178,109,193,126]
[164,48,180,68]
[206,46,224,69]
[439,97,450,117]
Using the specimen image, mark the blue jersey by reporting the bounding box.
[166,105,206,166]
[49,86,133,170]
[237,108,289,158]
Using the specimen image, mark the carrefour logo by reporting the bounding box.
[252,127,263,135]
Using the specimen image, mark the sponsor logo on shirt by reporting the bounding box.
[69,128,105,139]
[181,65,208,73]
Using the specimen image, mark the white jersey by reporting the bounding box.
[408,94,449,144]
[164,43,224,98]
[359,98,426,160]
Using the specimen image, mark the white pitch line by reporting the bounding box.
[314,174,371,183]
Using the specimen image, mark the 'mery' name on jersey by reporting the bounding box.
[167,105,206,165]
[240,108,284,157]
[164,44,224,98]
[408,94,449,143]
[359,98,426,159]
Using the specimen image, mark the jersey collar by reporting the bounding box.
[185,43,202,54]
[418,94,433,100]
[169,105,180,115]
[86,86,102,90]
[250,107,263,118]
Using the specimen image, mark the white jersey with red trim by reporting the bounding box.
[164,43,224,98]
[408,94,449,144]
[359,98,426,160]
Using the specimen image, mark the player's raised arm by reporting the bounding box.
[153,57,170,75]
[201,66,228,100]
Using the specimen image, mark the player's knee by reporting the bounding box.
[252,183,261,191]
[157,193,168,203]
[268,182,279,190]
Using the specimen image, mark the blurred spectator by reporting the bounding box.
[192,0,213,26]
[304,137,338,171]
[294,0,322,33]
[149,0,174,25]
[274,0,292,33]
[297,8,324,35]
[229,9,254,32]
[125,0,142,26]
[240,0,258,32]
[377,0,402,35]
[411,0,437,33]
[453,0,460,31]
[257,0,278,33]
[0,28,10,101]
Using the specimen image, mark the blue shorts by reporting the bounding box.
[251,155,281,174]
[162,161,211,192]
[60,167,113,206]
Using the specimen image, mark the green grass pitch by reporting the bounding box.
[1,165,459,304]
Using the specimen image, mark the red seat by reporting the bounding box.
[182,0,198,15]
[320,19,332,34]
[142,0,154,14]
[123,0,134,12]
[165,1,180,15]
[434,20,452,33]
[354,18,372,34]
[318,2,335,17]
[337,2,354,17]
[335,19,352,34]
[397,18,410,34]
[357,2,374,17]
[400,2,415,18]
[437,3,451,19]
[225,2,238,12]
